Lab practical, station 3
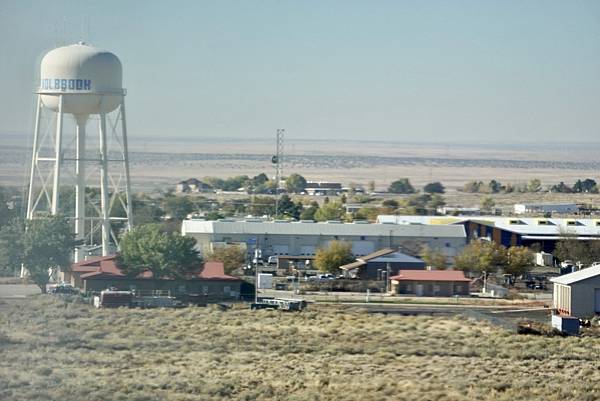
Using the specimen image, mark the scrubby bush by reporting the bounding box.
[0,296,599,401]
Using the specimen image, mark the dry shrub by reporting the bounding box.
[0,296,599,401]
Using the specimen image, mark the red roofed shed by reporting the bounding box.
[389,270,471,297]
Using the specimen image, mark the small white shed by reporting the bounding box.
[550,265,600,318]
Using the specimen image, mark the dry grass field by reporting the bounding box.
[1,296,599,401]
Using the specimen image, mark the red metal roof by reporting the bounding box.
[71,265,101,273]
[199,261,240,281]
[75,255,239,281]
[390,270,471,282]
[72,255,116,268]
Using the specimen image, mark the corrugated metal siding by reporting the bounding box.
[182,220,466,238]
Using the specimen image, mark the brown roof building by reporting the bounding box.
[389,270,471,297]
[63,255,242,300]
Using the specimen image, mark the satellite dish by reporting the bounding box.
[271,155,278,164]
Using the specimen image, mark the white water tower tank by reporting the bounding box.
[39,42,124,116]
[27,42,132,259]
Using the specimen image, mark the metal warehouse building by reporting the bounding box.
[551,265,600,318]
[181,219,466,259]
[378,215,600,253]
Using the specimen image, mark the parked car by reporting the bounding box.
[49,283,78,295]
[268,256,279,266]
[526,281,547,290]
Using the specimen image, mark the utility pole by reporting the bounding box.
[272,129,284,218]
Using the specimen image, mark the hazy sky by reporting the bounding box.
[1,0,598,143]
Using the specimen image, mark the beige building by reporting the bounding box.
[389,270,471,297]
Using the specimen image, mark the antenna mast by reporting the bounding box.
[273,128,284,217]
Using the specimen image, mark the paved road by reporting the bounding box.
[0,284,40,298]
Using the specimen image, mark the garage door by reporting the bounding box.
[595,289,600,313]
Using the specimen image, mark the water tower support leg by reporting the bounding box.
[74,118,86,261]
[26,96,42,219]
[50,95,64,215]
[99,113,110,256]
[120,100,133,231]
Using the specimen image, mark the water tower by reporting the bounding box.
[26,42,133,258]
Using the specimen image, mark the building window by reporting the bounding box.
[360,236,365,240]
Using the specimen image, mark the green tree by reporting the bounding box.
[285,173,307,193]
[132,195,164,226]
[388,178,415,194]
[22,216,75,292]
[206,245,246,275]
[0,218,24,276]
[204,211,224,220]
[117,224,202,279]
[314,201,345,221]
[486,180,502,194]
[504,246,533,280]
[527,179,542,193]
[550,182,572,193]
[553,236,600,265]
[315,240,354,273]
[423,182,445,194]
[480,196,495,211]
[277,195,302,219]
[454,240,507,276]
[0,186,18,227]
[203,176,225,189]
[248,196,276,217]
[163,195,195,220]
[299,202,319,220]
[251,173,269,187]
[462,181,483,193]
[420,245,447,269]
[427,193,445,210]
[573,178,597,193]
[398,194,432,215]
[247,173,275,194]
[222,175,250,191]
[353,207,380,222]
[381,199,399,209]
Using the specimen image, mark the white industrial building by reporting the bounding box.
[514,203,579,215]
[181,219,466,260]
[551,265,600,318]
[377,215,600,252]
